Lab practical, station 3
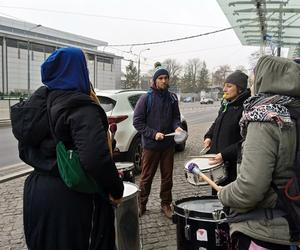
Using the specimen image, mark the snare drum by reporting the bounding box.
[115,182,141,250]
[116,162,135,183]
[184,156,227,186]
[173,196,230,250]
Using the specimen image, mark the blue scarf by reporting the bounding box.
[41,47,90,94]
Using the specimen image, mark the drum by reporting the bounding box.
[115,182,141,250]
[116,162,135,183]
[173,196,230,250]
[184,156,227,186]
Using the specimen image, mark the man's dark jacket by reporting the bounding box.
[133,88,181,151]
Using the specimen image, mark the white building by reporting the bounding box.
[0,16,122,95]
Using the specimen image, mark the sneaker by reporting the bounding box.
[161,204,173,219]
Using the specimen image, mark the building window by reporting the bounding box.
[97,55,113,64]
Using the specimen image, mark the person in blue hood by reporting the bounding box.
[133,62,184,219]
[21,47,124,250]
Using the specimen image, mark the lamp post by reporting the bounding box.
[27,24,42,96]
[137,48,150,89]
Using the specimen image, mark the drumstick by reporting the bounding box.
[198,172,221,192]
[200,146,209,154]
[188,163,221,192]
[188,155,214,158]
[165,132,178,137]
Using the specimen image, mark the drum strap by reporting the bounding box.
[225,208,286,223]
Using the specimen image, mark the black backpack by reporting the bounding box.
[272,107,300,243]
[10,86,49,146]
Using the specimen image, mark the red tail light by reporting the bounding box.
[108,115,128,124]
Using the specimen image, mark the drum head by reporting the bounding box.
[123,182,138,201]
[185,158,220,171]
[173,196,223,220]
[178,198,223,213]
[174,130,188,144]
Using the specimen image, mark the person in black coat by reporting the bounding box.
[19,47,124,250]
[203,70,251,194]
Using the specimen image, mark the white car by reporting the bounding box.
[95,89,188,173]
[200,98,214,104]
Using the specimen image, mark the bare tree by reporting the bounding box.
[212,65,232,87]
[249,50,261,70]
[162,59,182,87]
[181,58,201,93]
[235,65,248,73]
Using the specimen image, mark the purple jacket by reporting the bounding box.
[133,88,181,151]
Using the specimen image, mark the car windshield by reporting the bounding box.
[97,96,116,112]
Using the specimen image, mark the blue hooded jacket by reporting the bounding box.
[41,47,90,94]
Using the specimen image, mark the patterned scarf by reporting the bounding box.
[239,93,295,138]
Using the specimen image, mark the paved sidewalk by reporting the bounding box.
[0,122,211,250]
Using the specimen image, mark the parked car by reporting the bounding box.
[200,98,214,104]
[183,96,193,103]
[95,89,188,173]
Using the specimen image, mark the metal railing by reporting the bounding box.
[0,97,22,122]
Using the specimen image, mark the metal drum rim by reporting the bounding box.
[115,162,135,171]
[173,195,222,220]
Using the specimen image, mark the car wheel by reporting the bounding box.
[127,136,142,174]
[175,121,188,152]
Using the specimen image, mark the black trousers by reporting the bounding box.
[24,172,116,250]
[232,232,292,250]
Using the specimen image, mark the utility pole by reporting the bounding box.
[27,24,42,96]
[137,48,150,89]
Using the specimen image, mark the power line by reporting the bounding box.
[106,26,234,47]
[0,5,223,29]
[149,43,241,59]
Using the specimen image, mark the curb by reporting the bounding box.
[0,119,11,127]
[0,163,33,183]
[0,168,33,183]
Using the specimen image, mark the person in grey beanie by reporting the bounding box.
[203,70,251,194]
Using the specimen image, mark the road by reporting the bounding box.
[0,102,219,168]
[0,127,19,166]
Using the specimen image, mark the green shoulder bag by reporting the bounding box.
[47,97,103,195]
[56,141,99,193]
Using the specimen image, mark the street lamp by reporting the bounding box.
[137,48,150,89]
[26,24,42,96]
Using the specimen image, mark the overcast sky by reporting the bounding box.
[0,0,268,74]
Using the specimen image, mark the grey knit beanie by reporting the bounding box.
[225,70,248,90]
